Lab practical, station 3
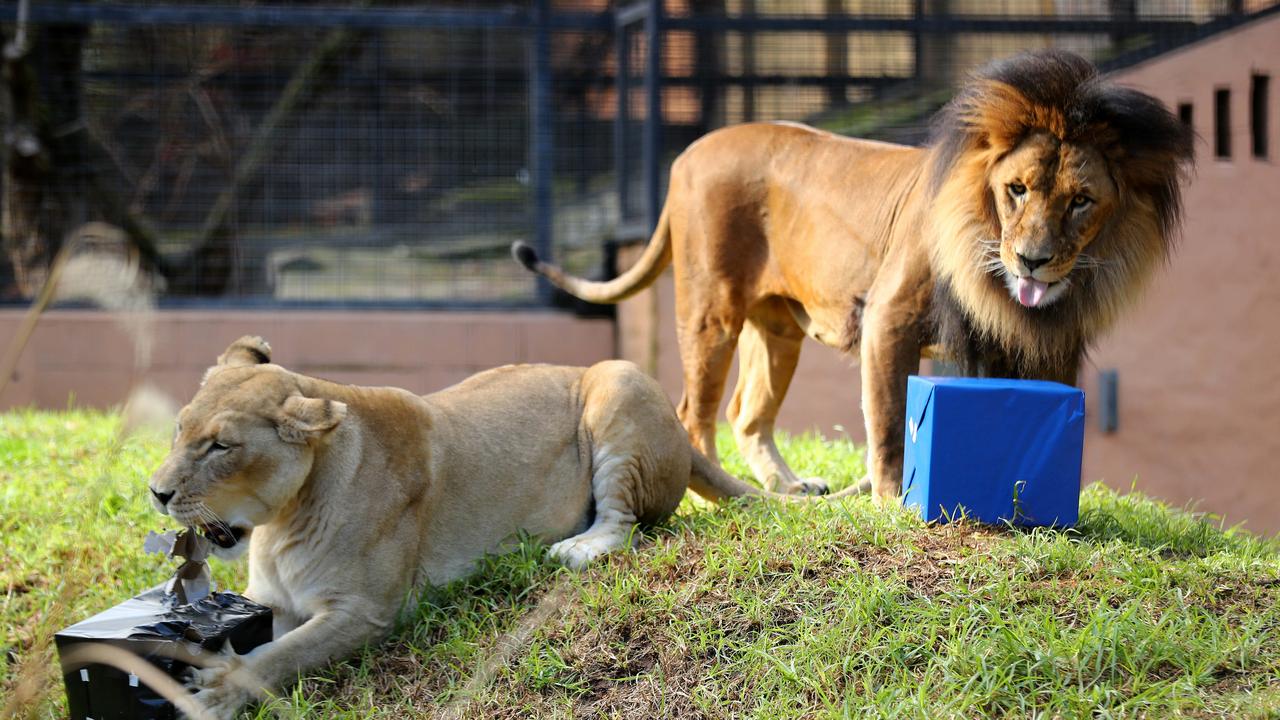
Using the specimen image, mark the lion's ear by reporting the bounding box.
[218,336,272,367]
[277,395,347,445]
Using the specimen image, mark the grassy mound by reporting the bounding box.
[2,411,1277,719]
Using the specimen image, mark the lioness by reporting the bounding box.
[147,336,783,718]
[514,50,1193,505]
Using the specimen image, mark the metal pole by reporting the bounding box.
[531,0,554,303]
[615,21,631,223]
[913,0,924,84]
[642,0,662,232]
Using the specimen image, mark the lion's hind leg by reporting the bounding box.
[727,306,827,496]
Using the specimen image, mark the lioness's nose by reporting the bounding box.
[1017,253,1050,272]
[151,488,174,507]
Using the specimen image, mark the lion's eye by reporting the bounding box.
[204,441,232,457]
[1008,183,1027,198]
[1070,194,1092,209]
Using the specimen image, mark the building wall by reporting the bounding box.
[0,310,615,411]
[1083,15,1280,534]
[617,14,1280,535]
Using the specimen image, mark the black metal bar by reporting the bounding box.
[665,73,905,88]
[642,0,663,233]
[531,0,555,303]
[5,3,613,30]
[912,0,925,83]
[662,15,1197,33]
[742,0,756,122]
[81,69,907,90]
[615,26,632,223]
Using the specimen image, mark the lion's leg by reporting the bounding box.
[674,311,742,465]
[860,309,923,508]
[727,309,825,495]
[549,444,641,570]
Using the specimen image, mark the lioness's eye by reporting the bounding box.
[1071,194,1092,209]
[204,441,231,456]
[1008,183,1027,197]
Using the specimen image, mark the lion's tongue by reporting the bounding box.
[1017,277,1049,308]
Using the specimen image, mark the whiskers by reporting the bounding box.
[194,502,236,539]
[976,238,1007,277]
[1072,253,1115,274]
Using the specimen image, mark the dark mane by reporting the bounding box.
[929,49,1195,237]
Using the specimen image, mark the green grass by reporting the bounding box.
[3,411,1279,719]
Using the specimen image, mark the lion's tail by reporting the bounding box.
[686,448,875,499]
[511,206,672,304]
[688,450,768,501]
[688,449,874,502]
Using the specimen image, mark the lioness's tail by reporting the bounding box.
[511,206,672,304]
[689,450,874,502]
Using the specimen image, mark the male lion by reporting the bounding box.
[147,336,784,718]
[514,50,1193,505]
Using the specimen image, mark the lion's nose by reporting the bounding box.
[1017,253,1051,272]
[151,488,174,507]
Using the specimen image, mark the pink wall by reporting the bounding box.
[1082,15,1280,534]
[0,310,615,411]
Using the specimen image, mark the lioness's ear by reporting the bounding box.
[277,395,347,445]
[218,336,272,367]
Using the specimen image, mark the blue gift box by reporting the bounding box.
[902,376,1085,527]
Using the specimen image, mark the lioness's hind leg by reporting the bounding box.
[549,444,641,570]
[728,309,827,495]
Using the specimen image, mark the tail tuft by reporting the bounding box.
[511,240,539,271]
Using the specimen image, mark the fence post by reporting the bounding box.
[615,19,631,224]
[642,0,663,233]
[531,0,555,303]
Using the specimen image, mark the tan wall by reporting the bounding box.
[617,15,1280,535]
[0,310,614,411]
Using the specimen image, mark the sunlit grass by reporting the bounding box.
[3,412,1278,719]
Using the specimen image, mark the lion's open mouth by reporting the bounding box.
[200,523,247,549]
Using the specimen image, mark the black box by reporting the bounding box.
[56,587,272,720]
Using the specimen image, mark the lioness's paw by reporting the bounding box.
[549,535,617,570]
[183,684,254,720]
[183,640,240,689]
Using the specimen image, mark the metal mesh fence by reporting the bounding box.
[82,21,543,304]
[1,0,1273,307]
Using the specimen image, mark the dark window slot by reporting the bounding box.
[1215,87,1231,159]
[1252,74,1269,159]
[1178,101,1193,128]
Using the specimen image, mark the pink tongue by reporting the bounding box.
[1017,277,1049,308]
